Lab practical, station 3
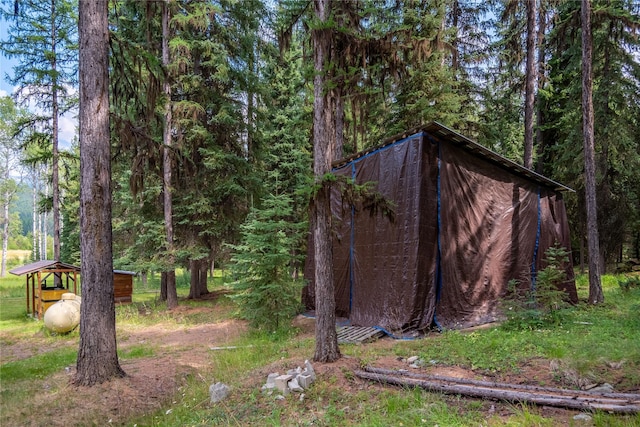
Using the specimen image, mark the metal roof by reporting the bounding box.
[114,270,136,276]
[9,260,81,276]
[10,261,137,276]
[333,122,574,193]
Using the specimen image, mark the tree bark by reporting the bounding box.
[534,1,547,174]
[50,0,61,263]
[198,259,209,296]
[74,0,125,386]
[32,179,37,260]
[1,189,9,277]
[523,0,536,169]
[334,87,344,160]
[162,0,178,310]
[160,271,167,301]
[312,0,340,363]
[188,258,208,299]
[355,369,640,414]
[581,0,603,304]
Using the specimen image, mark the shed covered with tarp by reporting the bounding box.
[303,122,578,331]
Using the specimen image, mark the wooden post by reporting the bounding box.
[26,274,30,314]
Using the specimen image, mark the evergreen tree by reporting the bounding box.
[228,192,305,332]
[544,0,640,272]
[310,0,340,363]
[0,96,26,276]
[0,0,78,262]
[59,144,80,265]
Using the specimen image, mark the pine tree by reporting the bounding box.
[74,0,125,386]
[544,0,640,273]
[0,0,78,263]
[228,192,305,332]
[0,96,27,276]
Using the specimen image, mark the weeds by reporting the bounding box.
[501,244,572,330]
[619,275,640,292]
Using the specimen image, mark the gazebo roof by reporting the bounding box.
[9,260,81,276]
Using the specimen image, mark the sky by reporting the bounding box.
[0,17,77,150]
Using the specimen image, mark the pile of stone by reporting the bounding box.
[262,360,316,398]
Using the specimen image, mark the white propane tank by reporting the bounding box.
[43,293,81,333]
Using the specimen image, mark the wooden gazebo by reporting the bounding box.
[9,260,80,319]
[10,261,135,318]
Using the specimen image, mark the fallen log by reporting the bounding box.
[363,366,640,400]
[354,370,640,414]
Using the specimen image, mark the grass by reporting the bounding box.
[1,272,639,426]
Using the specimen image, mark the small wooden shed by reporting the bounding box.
[113,270,135,304]
[9,261,135,318]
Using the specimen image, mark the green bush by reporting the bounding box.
[501,244,571,330]
[619,275,640,292]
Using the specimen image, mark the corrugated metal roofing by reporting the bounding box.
[333,122,574,193]
[9,260,81,276]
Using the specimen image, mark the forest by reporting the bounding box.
[1,0,639,297]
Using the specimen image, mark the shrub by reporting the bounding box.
[619,275,640,292]
[501,243,571,330]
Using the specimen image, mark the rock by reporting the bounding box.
[262,373,279,390]
[288,377,304,393]
[288,367,302,376]
[275,375,293,394]
[573,413,592,422]
[588,383,614,393]
[299,393,305,402]
[606,360,625,369]
[407,356,420,364]
[209,382,230,403]
[304,360,316,381]
[298,374,313,389]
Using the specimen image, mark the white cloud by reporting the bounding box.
[59,110,77,149]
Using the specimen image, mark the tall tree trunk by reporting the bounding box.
[160,271,167,301]
[523,0,536,169]
[312,0,340,363]
[535,0,547,174]
[581,0,603,304]
[334,87,344,160]
[43,183,48,259]
[32,180,37,260]
[188,258,208,299]
[198,259,209,296]
[51,0,61,263]
[75,0,125,386]
[162,0,178,310]
[1,190,9,277]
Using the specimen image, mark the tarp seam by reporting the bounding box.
[531,187,542,292]
[429,134,443,331]
[349,162,356,313]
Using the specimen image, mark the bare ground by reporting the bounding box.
[1,303,636,426]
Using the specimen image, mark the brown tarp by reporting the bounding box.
[303,123,577,331]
